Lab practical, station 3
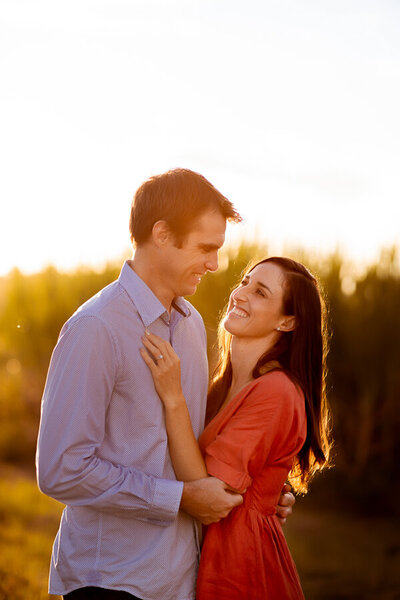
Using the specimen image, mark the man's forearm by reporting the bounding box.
[37,445,183,525]
[37,316,182,525]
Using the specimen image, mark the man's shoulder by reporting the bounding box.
[65,279,126,330]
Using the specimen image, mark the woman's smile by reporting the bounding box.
[228,305,249,319]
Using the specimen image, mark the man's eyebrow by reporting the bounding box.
[198,242,222,251]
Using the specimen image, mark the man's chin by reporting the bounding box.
[181,284,198,297]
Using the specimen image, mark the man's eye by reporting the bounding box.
[256,289,265,297]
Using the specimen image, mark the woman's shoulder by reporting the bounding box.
[252,370,304,403]
[232,371,305,426]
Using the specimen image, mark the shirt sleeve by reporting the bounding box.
[203,375,303,491]
[36,315,183,526]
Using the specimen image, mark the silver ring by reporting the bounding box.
[158,354,164,360]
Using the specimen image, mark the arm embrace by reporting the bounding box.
[140,331,244,523]
[141,332,296,524]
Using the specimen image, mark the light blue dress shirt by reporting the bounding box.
[36,261,209,599]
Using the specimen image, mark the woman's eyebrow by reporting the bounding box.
[245,274,272,294]
[257,281,272,294]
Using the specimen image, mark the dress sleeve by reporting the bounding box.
[203,374,304,491]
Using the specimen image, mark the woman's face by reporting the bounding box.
[224,262,289,341]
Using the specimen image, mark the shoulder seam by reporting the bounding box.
[68,313,122,376]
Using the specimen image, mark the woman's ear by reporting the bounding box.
[280,316,297,332]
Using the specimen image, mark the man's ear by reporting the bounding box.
[152,220,172,248]
[280,316,296,332]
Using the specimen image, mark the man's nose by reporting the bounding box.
[205,252,219,272]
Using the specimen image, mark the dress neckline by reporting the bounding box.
[217,378,256,417]
[206,370,288,430]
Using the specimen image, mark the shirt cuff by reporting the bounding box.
[205,455,253,492]
[149,478,184,525]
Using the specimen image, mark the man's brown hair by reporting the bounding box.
[129,168,242,246]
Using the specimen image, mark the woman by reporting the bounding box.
[141,256,332,599]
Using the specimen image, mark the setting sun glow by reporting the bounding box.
[1,0,399,276]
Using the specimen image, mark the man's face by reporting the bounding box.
[162,209,226,298]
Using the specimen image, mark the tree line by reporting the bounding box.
[1,244,399,513]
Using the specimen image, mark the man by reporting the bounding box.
[37,168,295,600]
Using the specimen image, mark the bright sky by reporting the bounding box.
[1,0,399,276]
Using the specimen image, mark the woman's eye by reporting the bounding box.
[256,288,266,297]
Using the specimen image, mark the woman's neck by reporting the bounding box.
[229,335,274,393]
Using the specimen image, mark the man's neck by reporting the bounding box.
[129,251,174,313]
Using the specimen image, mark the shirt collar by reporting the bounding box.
[118,261,190,327]
[172,297,191,318]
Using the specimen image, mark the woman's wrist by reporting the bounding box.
[162,392,186,411]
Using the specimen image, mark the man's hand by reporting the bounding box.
[180,477,243,525]
[276,483,295,525]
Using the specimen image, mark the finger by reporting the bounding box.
[145,330,167,347]
[142,334,171,360]
[278,506,291,519]
[284,505,293,517]
[230,493,244,507]
[140,347,158,372]
[142,336,163,360]
[225,483,246,494]
[145,331,174,358]
[284,492,295,507]
[142,335,160,352]
[143,341,172,366]
[279,493,291,507]
[282,482,292,494]
[280,492,295,508]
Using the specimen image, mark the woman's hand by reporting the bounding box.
[276,482,295,525]
[140,331,185,409]
[141,330,208,482]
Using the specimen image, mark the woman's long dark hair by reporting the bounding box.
[206,257,333,493]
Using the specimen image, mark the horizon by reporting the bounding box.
[2,0,399,276]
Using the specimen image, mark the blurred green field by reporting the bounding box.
[0,466,399,600]
[0,466,62,599]
[1,247,400,599]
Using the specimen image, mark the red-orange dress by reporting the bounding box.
[196,371,307,600]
